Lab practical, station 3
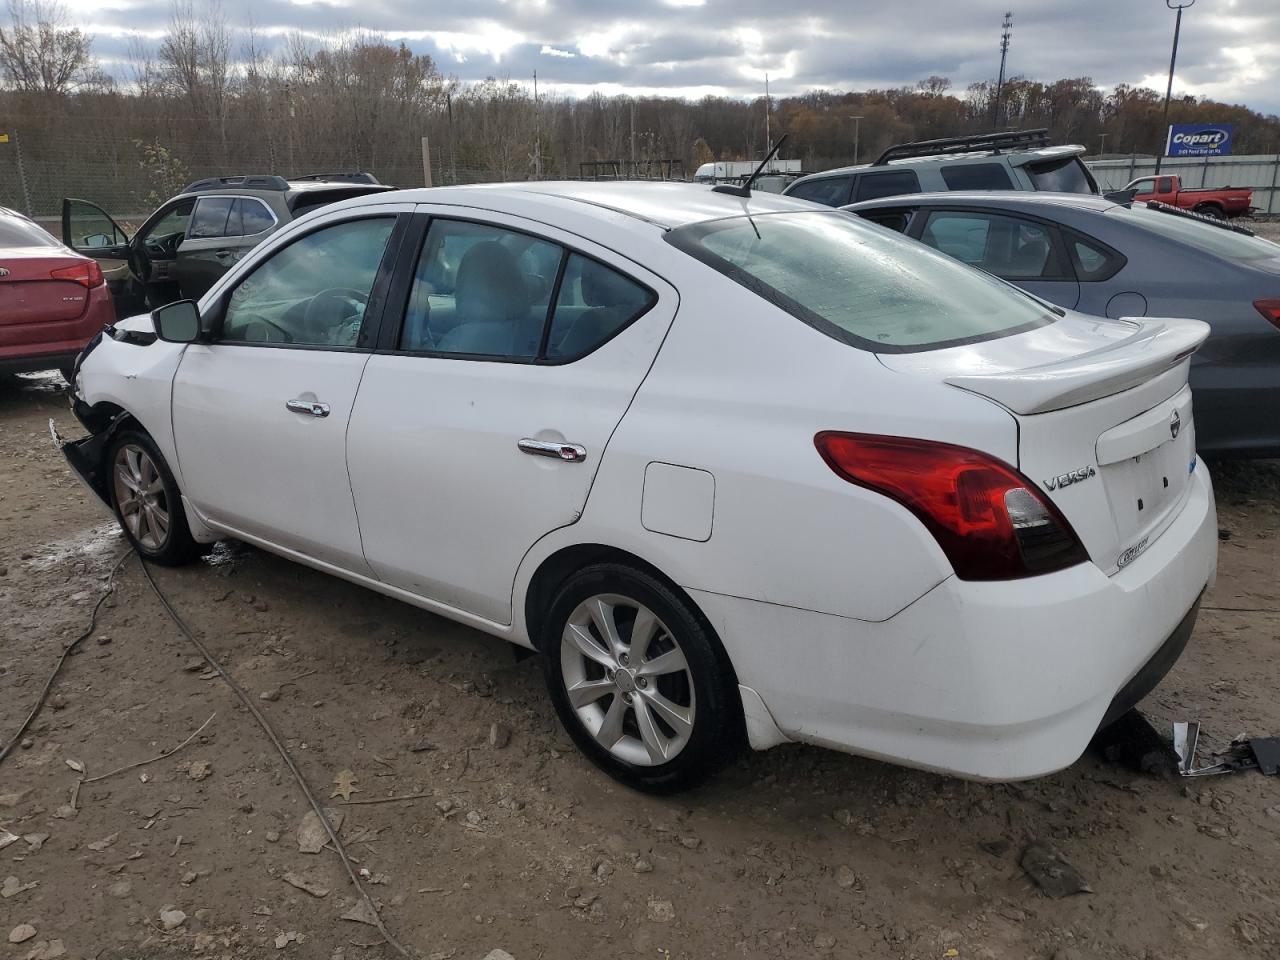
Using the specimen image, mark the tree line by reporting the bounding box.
[3,0,1279,216]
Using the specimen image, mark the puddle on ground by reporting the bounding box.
[26,522,124,572]
[1,370,68,400]
[202,540,253,569]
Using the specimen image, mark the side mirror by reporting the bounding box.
[152,300,202,343]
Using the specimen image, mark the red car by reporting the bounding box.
[1,206,116,383]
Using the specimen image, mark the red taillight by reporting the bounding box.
[814,432,1089,580]
[1254,299,1280,329]
[50,260,104,288]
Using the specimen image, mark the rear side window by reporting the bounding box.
[919,211,1066,279]
[666,211,1053,353]
[1026,157,1097,194]
[188,197,235,239]
[237,198,276,235]
[787,177,852,206]
[399,220,654,361]
[941,164,1014,191]
[855,171,921,202]
[1068,237,1125,282]
[545,255,655,360]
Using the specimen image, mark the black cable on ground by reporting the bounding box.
[0,549,133,768]
[134,556,413,959]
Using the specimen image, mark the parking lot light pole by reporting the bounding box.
[1156,0,1195,175]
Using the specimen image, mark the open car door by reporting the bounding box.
[61,198,146,316]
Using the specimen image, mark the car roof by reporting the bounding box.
[844,190,1120,214]
[793,144,1086,182]
[336,181,821,231]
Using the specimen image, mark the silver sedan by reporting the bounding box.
[844,192,1280,458]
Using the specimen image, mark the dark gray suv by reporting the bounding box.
[61,173,396,315]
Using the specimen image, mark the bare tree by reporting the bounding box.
[0,0,100,93]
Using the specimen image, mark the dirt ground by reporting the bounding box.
[2,370,1279,960]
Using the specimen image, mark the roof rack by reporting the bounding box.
[288,172,381,185]
[182,175,291,194]
[1143,199,1256,236]
[872,128,1051,166]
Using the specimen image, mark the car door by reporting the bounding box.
[176,196,279,301]
[170,205,411,572]
[914,208,1081,309]
[129,197,196,308]
[61,198,143,315]
[346,208,677,625]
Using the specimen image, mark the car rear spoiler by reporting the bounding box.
[943,317,1210,415]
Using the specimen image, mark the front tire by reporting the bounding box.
[541,563,743,793]
[107,429,202,566]
[1194,204,1225,220]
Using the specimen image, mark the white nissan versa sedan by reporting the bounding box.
[59,182,1218,792]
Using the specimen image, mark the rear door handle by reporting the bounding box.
[286,399,330,418]
[214,249,233,260]
[518,438,587,462]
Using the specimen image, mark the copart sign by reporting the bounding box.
[1166,123,1234,158]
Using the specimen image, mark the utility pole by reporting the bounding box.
[9,131,33,216]
[630,100,636,167]
[421,136,433,187]
[1156,0,1195,175]
[533,70,543,180]
[992,11,1013,127]
[764,74,771,167]
[846,116,863,165]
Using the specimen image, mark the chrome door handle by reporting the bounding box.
[285,399,330,418]
[518,438,587,462]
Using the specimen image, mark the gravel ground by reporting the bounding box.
[2,370,1279,960]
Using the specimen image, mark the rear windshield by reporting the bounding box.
[0,215,58,247]
[1026,157,1097,195]
[665,211,1054,353]
[1112,204,1280,263]
[288,187,388,218]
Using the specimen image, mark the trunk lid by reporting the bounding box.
[0,248,94,329]
[880,313,1209,573]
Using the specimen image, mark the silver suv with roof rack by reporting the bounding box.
[61,172,396,314]
[782,128,1099,207]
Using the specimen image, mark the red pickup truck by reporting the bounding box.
[1121,175,1254,219]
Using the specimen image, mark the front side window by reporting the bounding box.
[221,216,394,347]
[920,211,1063,279]
[666,211,1053,352]
[188,197,236,239]
[855,171,921,202]
[941,163,1015,191]
[1026,157,1097,194]
[787,177,852,207]
[139,199,195,249]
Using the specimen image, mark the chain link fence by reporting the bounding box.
[0,126,513,232]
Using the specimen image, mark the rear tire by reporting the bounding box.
[106,429,203,566]
[540,562,743,793]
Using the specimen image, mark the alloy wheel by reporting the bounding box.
[112,443,170,550]
[559,593,697,766]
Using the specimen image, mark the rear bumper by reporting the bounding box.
[690,459,1218,780]
[0,350,81,375]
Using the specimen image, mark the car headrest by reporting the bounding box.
[456,241,528,323]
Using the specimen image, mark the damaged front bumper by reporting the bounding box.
[49,416,115,513]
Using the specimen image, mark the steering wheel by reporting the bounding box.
[303,287,369,344]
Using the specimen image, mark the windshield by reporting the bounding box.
[0,215,58,247]
[1026,157,1097,195]
[1112,204,1280,264]
[665,211,1055,352]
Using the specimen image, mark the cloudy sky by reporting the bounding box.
[63,0,1280,114]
